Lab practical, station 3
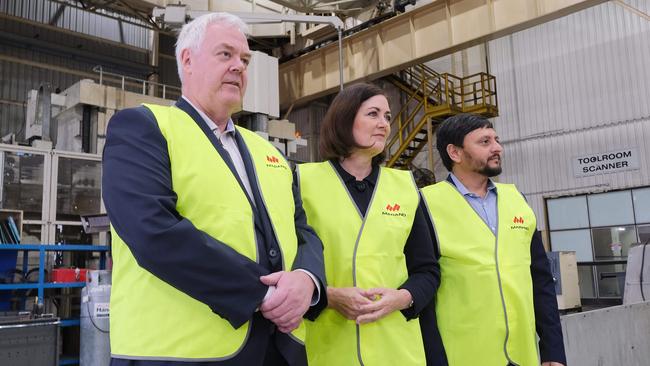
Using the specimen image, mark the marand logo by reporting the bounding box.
[266,155,279,163]
[265,155,287,169]
[511,216,528,231]
[386,203,401,212]
[382,203,406,217]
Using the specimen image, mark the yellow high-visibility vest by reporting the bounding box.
[110,104,304,361]
[299,161,426,366]
[421,181,538,366]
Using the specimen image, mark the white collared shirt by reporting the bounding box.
[182,96,255,205]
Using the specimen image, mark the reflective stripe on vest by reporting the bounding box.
[421,181,538,366]
[299,162,425,366]
[110,104,303,360]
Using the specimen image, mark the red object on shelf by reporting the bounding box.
[51,268,88,283]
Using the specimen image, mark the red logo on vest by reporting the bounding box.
[266,155,279,163]
[513,216,524,224]
[385,203,401,212]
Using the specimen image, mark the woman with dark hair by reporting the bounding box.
[297,83,444,366]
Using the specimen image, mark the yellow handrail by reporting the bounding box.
[386,66,498,168]
[387,97,425,151]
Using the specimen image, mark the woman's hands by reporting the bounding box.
[327,287,373,320]
[327,286,412,324]
[356,288,412,324]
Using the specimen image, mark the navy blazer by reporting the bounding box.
[103,99,326,366]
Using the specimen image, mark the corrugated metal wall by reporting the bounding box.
[0,0,163,140]
[0,0,150,49]
[425,44,487,77]
[488,0,650,230]
[0,54,81,138]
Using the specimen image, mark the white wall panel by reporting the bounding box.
[487,1,650,230]
[425,44,487,76]
[499,117,650,230]
[489,1,650,142]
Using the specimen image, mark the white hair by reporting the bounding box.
[175,12,249,83]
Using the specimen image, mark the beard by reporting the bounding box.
[475,155,502,177]
[479,165,502,177]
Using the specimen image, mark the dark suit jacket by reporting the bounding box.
[103,99,326,366]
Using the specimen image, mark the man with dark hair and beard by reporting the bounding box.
[420,114,566,366]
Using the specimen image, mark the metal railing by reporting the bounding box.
[387,68,457,151]
[452,72,497,111]
[92,66,181,100]
[385,65,498,168]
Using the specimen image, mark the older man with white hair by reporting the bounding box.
[102,12,326,366]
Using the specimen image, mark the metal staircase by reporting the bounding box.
[385,64,499,169]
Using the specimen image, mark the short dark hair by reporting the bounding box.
[436,113,494,171]
[319,83,387,165]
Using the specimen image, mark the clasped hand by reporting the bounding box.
[259,271,315,334]
[327,287,412,324]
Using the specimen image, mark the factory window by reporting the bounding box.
[547,187,650,301]
[587,191,634,227]
[55,158,102,221]
[0,151,45,221]
[547,196,589,230]
[549,229,592,262]
[592,226,636,260]
[633,187,650,224]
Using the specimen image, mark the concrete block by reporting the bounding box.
[267,119,295,140]
[104,86,118,110]
[51,93,66,107]
[63,80,104,108]
[79,80,105,107]
[31,140,53,150]
[102,109,115,134]
[183,0,208,11]
[119,91,175,109]
[561,301,650,366]
[97,112,107,136]
[163,5,187,25]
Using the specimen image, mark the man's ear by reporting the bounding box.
[180,48,192,74]
[447,144,462,164]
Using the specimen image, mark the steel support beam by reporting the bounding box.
[278,0,608,109]
[0,12,148,54]
[613,0,650,21]
[49,4,67,26]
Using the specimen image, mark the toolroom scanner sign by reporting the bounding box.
[574,148,639,177]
